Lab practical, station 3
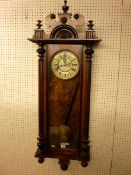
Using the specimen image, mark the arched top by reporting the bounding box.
[50,25,78,39]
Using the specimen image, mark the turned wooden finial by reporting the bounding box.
[62,0,69,13]
[86,20,98,39]
[36,20,43,29]
[33,20,45,39]
[87,20,94,30]
[64,0,67,5]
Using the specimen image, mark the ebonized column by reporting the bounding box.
[80,44,94,167]
[35,44,47,163]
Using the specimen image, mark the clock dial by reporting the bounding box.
[51,50,79,80]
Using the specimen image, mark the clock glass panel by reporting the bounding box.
[48,50,81,150]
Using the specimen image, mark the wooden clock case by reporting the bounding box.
[28,0,101,170]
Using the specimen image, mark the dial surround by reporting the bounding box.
[51,50,79,80]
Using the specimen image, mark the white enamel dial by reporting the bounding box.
[51,50,79,80]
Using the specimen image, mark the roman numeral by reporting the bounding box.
[71,68,76,72]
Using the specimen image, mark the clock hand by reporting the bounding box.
[60,54,67,65]
[54,64,59,71]
[64,53,66,59]
[59,64,66,67]
[67,62,71,67]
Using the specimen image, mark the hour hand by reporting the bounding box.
[60,54,67,64]
[53,64,59,71]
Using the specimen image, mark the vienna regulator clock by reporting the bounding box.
[28,0,101,170]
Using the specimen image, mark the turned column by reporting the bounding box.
[35,44,47,163]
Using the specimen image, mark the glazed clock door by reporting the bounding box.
[47,44,82,156]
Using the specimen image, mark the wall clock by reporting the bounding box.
[28,0,101,170]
